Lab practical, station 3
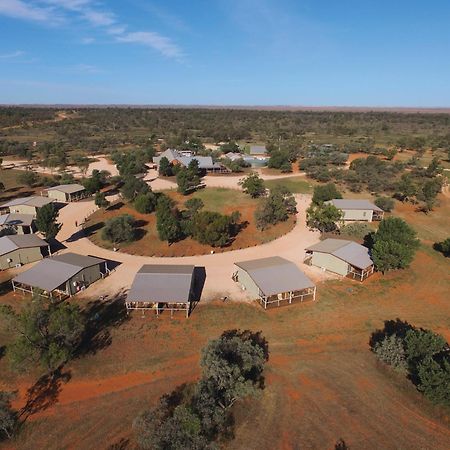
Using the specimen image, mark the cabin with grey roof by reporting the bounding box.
[45,184,87,202]
[326,199,384,222]
[0,234,49,270]
[305,238,374,281]
[126,264,196,317]
[233,256,316,309]
[0,213,36,234]
[12,252,109,298]
[0,196,55,217]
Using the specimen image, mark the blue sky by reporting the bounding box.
[0,0,449,105]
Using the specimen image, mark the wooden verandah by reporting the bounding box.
[257,286,316,309]
[125,300,192,318]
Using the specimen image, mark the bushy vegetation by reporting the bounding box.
[81,169,109,194]
[339,222,372,240]
[306,203,343,233]
[433,237,450,257]
[111,147,154,176]
[255,186,297,230]
[374,196,395,212]
[120,176,149,201]
[370,217,419,271]
[102,214,136,243]
[177,160,202,195]
[0,297,85,373]
[0,392,18,441]
[94,192,110,209]
[133,330,269,449]
[370,320,450,407]
[239,172,266,198]
[312,183,342,204]
[134,192,157,214]
[191,210,240,247]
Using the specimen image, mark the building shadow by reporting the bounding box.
[77,290,130,357]
[47,237,67,253]
[19,367,72,421]
[190,266,206,315]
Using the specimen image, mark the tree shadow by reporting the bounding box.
[369,318,414,349]
[134,228,147,241]
[66,221,104,242]
[19,367,72,421]
[108,201,124,211]
[335,438,350,449]
[47,237,67,253]
[0,277,13,296]
[76,290,129,357]
[0,345,5,361]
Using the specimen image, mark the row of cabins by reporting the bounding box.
[0,184,88,235]
[6,237,374,315]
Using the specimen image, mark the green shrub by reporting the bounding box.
[373,335,408,371]
[340,222,372,240]
[374,196,395,212]
[102,214,135,243]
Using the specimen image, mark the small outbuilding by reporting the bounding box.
[0,213,36,234]
[326,199,383,222]
[0,234,50,270]
[233,256,316,309]
[0,196,55,217]
[249,145,267,156]
[126,265,196,317]
[45,184,87,202]
[12,252,109,298]
[305,238,374,281]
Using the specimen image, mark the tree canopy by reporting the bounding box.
[35,203,61,240]
[239,172,266,198]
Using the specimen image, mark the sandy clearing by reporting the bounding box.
[1,155,118,178]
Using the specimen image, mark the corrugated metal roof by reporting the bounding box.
[0,234,47,256]
[0,213,34,227]
[235,256,315,296]
[0,196,54,208]
[12,252,105,291]
[50,253,106,269]
[327,199,382,212]
[127,264,195,303]
[153,149,217,169]
[249,145,267,155]
[306,238,373,270]
[46,184,85,194]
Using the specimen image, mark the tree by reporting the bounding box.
[239,173,266,198]
[191,211,238,247]
[395,174,417,202]
[374,196,394,212]
[371,217,419,271]
[306,203,343,232]
[18,170,39,187]
[120,176,149,201]
[417,355,450,407]
[82,169,109,194]
[255,186,297,230]
[158,156,173,177]
[373,335,408,371]
[176,161,201,195]
[339,222,372,240]
[156,196,183,244]
[404,329,447,372]
[0,392,17,441]
[268,150,291,172]
[383,148,397,160]
[134,192,157,214]
[35,203,61,240]
[312,183,342,204]
[433,237,450,257]
[0,298,85,372]
[102,214,135,243]
[417,178,442,212]
[94,192,110,209]
[200,330,269,410]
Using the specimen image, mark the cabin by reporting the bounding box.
[153,149,229,173]
[12,252,109,298]
[326,199,384,222]
[0,196,55,217]
[0,213,36,234]
[249,145,267,157]
[223,152,243,161]
[305,238,374,281]
[126,265,196,318]
[233,256,316,309]
[0,235,50,270]
[45,184,87,202]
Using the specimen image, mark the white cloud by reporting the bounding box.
[0,0,59,23]
[81,36,94,44]
[117,31,183,59]
[0,50,25,58]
